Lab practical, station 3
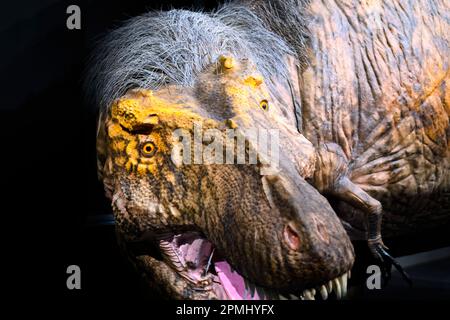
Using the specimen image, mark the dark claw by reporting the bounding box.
[375,245,412,287]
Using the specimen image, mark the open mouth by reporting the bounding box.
[150,231,351,300]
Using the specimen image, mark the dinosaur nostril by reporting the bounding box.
[284,223,301,251]
[313,217,330,244]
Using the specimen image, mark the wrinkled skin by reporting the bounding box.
[298,0,450,238]
[97,58,354,299]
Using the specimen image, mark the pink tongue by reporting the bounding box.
[214,261,261,300]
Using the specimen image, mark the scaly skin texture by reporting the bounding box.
[298,0,450,239]
[97,58,354,299]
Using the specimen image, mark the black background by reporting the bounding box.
[2,0,449,310]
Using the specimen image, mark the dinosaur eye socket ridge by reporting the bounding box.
[260,99,269,111]
[140,141,157,157]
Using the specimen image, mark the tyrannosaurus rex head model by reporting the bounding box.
[90,7,354,300]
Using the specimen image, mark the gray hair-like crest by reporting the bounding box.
[85,4,293,111]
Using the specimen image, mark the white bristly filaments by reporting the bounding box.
[85,3,293,112]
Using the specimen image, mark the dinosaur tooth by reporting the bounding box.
[304,289,315,300]
[340,273,348,298]
[302,289,309,300]
[289,294,299,300]
[327,280,333,294]
[242,278,248,299]
[333,278,342,300]
[320,285,328,300]
[244,278,256,298]
[255,286,266,300]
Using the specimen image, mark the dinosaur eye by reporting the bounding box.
[260,99,269,111]
[140,141,157,157]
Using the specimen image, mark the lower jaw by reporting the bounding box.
[138,231,351,300]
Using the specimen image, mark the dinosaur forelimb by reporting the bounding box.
[313,143,412,286]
